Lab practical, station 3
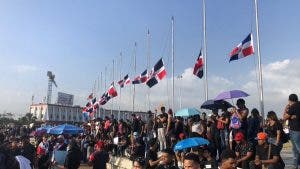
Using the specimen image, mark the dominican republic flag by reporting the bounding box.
[146,58,167,88]
[87,93,93,100]
[193,50,204,78]
[118,74,131,88]
[132,69,148,84]
[108,83,118,97]
[99,92,111,105]
[229,33,254,62]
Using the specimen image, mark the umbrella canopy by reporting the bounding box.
[174,137,209,151]
[48,124,84,135]
[175,108,200,117]
[214,90,249,100]
[35,125,52,136]
[201,99,233,110]
[36,125,52,132]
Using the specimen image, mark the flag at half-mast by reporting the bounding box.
[146,58,167,88]
[108,83,118,97]
[229,33,254,62]
[118,74,131,88]
[132,69,148,84]
[193,50,204,79]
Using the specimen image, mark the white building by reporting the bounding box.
[30,103,148,122]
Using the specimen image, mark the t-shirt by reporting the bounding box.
[255,144,285,168]
[146,149,158,169]
[235,142,254,159]
[91,150,109,169]
[157,113,168,128]
[265,122,283,138]
[287,102,300,131]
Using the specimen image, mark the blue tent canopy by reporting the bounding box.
[48,124,84,135]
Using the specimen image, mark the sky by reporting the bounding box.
[0,0,299,118]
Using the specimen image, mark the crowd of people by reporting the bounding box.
[0,93,299,169]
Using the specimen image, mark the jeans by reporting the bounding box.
[290,130,300,168]
[157,127,167,151]
[220,129,229,150]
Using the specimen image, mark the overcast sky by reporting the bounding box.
[0,0,299,118]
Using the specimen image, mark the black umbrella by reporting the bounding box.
[201,99,233,110]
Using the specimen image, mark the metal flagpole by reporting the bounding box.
[254,0,264,121]
[147,29,151,111]
[202,0,208,101]
[100,71,103,118]
[104,67,107,90]
[171,16,175,112]
[118,52,122,120]
[133,42,137,115]
[178,75,182,109]
[111,59,114,116]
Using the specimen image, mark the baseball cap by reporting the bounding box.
[179,133,185,140]
[256,132,268,140]
[234,132,244,141]
[96,141,105,149]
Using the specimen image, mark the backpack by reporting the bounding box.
[230,114,241,129]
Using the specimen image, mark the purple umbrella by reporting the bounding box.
[214,90,249,100]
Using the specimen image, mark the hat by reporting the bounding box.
[234,132,244,141]
[179,133,185,140]
[96,141,105,149]
[256,132,268,140]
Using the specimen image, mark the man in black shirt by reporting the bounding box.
[250,132,284,169]
[283,93,300,169]
[146,139,160,169]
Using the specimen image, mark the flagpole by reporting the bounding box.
[171,16,175,112]
[104,67,107,90]
[133,42,137,115]
[100,71,103,118]
[147,29,151,111]
[111,59,114,116]
[254,0,264,122]
[118,52,122,120]
[202,0,208,101]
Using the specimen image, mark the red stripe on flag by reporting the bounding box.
[242,46,254,57]
[157,69,166,80]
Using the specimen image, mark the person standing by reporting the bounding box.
[63,139,82,169]
[88,141,110,169]
[265,111,283,152]
[157,107,168,151]
[283,93,300,169]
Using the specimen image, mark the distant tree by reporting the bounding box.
[17,113,36,125]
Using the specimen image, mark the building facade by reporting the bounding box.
[30,103,148,122]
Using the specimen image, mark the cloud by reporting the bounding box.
[12,65,38,73]
[2,58,300,119]
[243,58,300,116]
